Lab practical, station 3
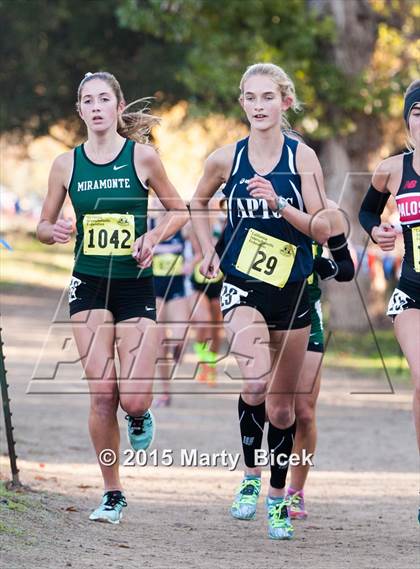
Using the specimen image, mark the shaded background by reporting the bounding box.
[1,0,419,333]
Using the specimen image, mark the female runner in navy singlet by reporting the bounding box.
[191,63,331,540]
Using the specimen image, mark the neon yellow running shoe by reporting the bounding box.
[193,342,207,361]
[230,476,261,520]
[266,496,294,540]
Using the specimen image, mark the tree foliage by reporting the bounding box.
[117,0,419,138]
[0,0,188,138]
[0,0,418,140]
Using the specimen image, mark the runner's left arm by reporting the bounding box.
[314,200,355,282]
[132,144,188,267]
[314,235,355,282]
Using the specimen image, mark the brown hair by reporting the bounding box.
[77,72,160,143]
[239,63,301,129]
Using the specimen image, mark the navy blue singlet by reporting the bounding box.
[395,152,420,279]
[220,135,313,283]
[149,218,185,257]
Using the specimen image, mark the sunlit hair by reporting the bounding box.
[76,71,160,143]
[239,63,301,129]
[405,79,420,150]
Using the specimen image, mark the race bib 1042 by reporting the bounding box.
[83,213,135,256]
[235,228,297,288]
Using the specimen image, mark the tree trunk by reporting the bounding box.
[310,0,385,331]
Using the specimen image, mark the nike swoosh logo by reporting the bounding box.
[297,308,310,319]
[113,164,127,171]
[145,307,155,311]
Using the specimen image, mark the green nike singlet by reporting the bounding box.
[68,139,152,279]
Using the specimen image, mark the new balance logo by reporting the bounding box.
[242,436,255,446]
[113,164,127,171]
[403,179,417,190]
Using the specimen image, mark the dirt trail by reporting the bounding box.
[1,285,418,569]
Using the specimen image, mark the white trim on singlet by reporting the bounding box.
[228,183,237,226]
[289,179,304,211]
[232,146,245,176]
[395,192,420,200]
[287,145,296,175]
[66,149,76,191]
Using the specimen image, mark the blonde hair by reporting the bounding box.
[239,63,301,129]
[76,71,160,143]
[404,79,420,150]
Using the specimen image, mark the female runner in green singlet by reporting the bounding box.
[37,72,188,524]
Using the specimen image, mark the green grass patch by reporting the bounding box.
[0,482,33,513]
[0,482,33,537]
[324,330,409,380]
[0,519,25,537]
[1,232,73,287]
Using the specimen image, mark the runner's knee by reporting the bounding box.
[90,392,118,416]
[119,396,152,416]
[242,379,267,398]
[295,403,316,430]
[266,404,294,429]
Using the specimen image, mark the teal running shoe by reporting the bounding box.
[89,490,127,524]
[230,476,261,520]
[126,410,155,451]
[266,496,294,540]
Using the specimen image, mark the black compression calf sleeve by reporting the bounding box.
[238,396,266,468]
[268,420,296,489]
[359,185,390,241]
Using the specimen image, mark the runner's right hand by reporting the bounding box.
[200,250,220,279]
[52,219,74,244]
[371,223,397,251]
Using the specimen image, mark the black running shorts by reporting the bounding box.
[69,271,156,323]
[154,275,186,302]
[387,275,419,319]
[220,275,311,330]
